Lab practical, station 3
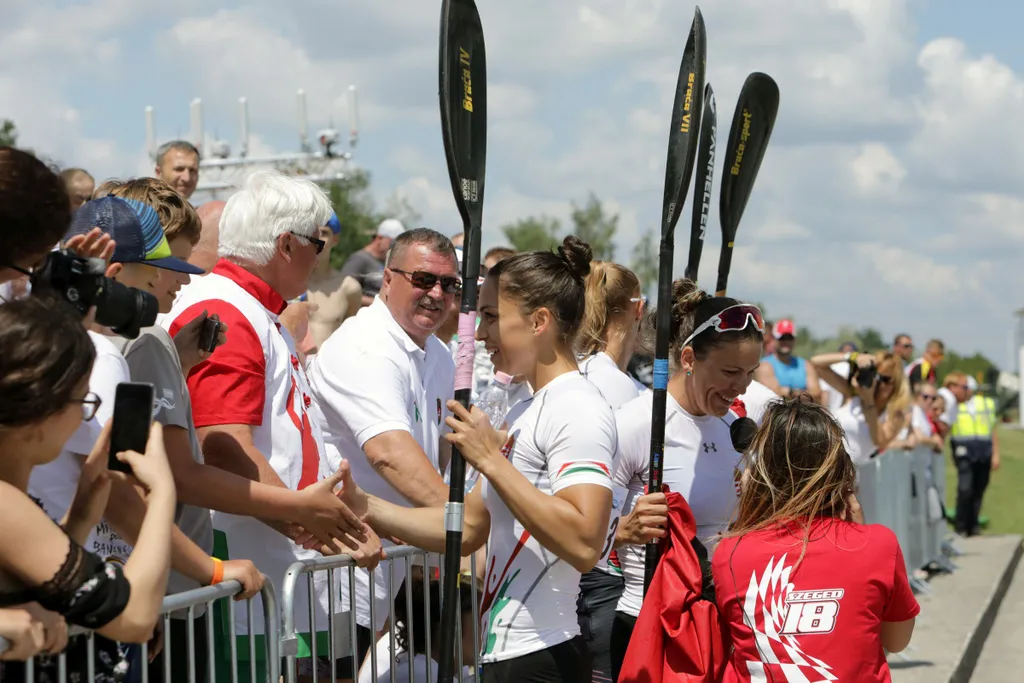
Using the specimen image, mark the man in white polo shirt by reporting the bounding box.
[165,169,381,681]
[307,227,460,643]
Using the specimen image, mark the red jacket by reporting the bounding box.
[618,492,729,683]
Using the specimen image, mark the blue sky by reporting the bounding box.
[2,0,1018,367]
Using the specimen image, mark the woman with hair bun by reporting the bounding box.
[713,396,918,682]
[341,236,617,682]
[608,278,765,679]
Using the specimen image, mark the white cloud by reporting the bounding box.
[4,0,1021,363]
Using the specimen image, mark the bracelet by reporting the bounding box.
[210,557,225,585]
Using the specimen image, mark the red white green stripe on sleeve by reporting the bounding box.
[555,460,611,480]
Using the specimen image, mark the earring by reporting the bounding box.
[686,371,692,377]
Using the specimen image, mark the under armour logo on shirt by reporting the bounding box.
[703,442,717,453]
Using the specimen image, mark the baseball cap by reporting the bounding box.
[966,376,979,392]
[772,319,796,339]
[376,218,406,240]
[66,196,204,274]
[326,212,342,235]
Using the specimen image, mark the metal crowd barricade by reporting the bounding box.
[279,545,482,683]
[857,446,958,589]
[2,576,279,683]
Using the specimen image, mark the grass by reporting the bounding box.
[945,425,1024,535]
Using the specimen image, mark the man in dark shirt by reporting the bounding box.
[339,218,406,306]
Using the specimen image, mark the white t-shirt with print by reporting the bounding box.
[612,391,743,618]
[29,332,134,564]
[479,372,617,664]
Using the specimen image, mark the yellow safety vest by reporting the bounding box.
[950,395,997,440]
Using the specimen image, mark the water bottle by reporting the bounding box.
[478,372,513,428]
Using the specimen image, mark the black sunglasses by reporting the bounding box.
[877,374,893,385]
[288,231,326,255]
[389,267,462,294]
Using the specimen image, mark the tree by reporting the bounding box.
[570,192,618,261]
[0,119,17,147]
[630,229,658,296]
[502,216,562,253]
[321,169,398,269]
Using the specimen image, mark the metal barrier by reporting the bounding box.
[857,446,958,589]
[279,544,481,683]
[1,576,279,683]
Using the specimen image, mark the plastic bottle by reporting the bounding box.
[478,371,513,428]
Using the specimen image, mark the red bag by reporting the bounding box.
[618,492,729,683]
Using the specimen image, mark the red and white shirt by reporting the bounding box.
[164,259,339,639]
[712,520,920,683]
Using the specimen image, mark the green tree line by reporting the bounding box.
[3,114,997,383]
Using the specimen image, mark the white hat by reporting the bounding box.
[966,376,979,392]
[376,218,406,240]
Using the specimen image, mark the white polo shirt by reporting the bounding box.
[164,259,340,641]
[307,296,455,630]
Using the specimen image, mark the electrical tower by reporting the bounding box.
[144,86,361,202]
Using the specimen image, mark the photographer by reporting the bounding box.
[0,296,176,679]
[812,350,910,465]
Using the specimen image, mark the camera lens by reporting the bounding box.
[93,278,159,339]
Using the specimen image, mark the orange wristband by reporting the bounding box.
[209,558,224,585]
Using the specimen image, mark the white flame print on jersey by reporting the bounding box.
[740,553,839,682]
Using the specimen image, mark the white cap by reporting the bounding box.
[376,218,406,240]
[455,247,464,268]
[966,376,979,392]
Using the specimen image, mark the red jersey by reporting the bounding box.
[711,519,919,683]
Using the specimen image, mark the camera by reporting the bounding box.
[30,250,159,339]
[855,362,878,389]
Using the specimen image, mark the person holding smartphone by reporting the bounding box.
[811,350,910,465]
[0,296,177,680]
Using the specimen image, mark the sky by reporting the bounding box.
[2,0,1019,367]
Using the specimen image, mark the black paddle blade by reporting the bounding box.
[660,6,707,243]
[716,72,779,296]
[440,0,487,238]
[684,83,716,283]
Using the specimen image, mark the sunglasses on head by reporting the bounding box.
[681,303,765,349]
[389,267,462,294]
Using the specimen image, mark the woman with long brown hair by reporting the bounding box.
[712,396,918,682]
[810,350,910,465]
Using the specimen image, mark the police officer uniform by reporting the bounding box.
[949,380,998,536]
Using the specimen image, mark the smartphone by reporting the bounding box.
[198,315,222,353]
[108,382,155,474]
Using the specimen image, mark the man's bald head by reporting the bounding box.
[192,200,225,272]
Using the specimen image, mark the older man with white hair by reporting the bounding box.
[164,170,381,679]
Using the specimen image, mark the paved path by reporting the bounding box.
[970,538,1024,682]
[888,534,1022,683]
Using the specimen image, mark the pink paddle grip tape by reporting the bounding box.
[454,312,477,392]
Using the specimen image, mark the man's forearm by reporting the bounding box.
[374,458,449,507]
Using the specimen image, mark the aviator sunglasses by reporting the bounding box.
[388,268,462,294]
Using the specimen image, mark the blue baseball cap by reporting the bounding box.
[66,196,205,274]
[326,212,341,235]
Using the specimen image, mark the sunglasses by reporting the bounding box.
[877,374,893,385]
[288,231,326,255]
[681,303,765,349]
[920,393,936,401]
[389,267,462,294]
